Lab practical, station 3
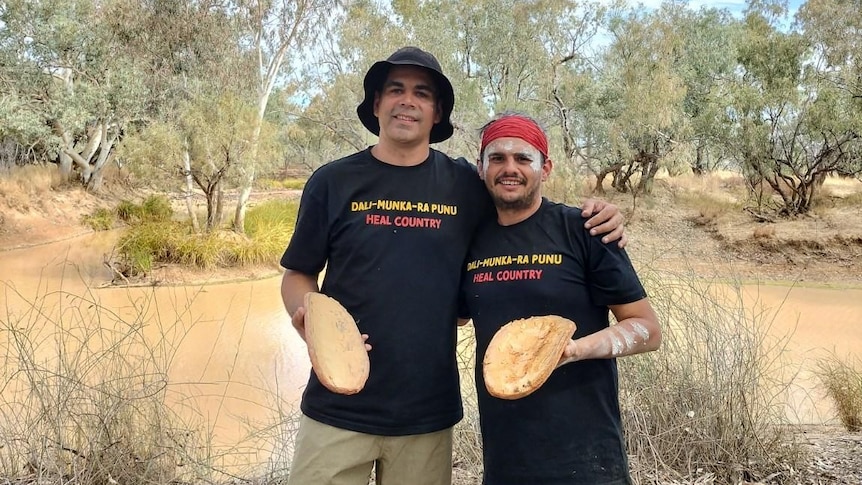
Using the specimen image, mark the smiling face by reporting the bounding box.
[373,66,441,149]
[478,136,552,218]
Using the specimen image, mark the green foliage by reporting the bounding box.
[1,0,148,184]
[116,195,173,225]
[115,198,297,277]
[140,195,173,222]
[258,178,307,191]
[81,207,116,231]
[817,353,862,432]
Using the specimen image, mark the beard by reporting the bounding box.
[490,181,542,211]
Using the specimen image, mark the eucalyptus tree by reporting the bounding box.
[538,1,611,185]
[0,17,52,170]
[0,0,147,190]
[298,0,404,157]
[729,0,858,216]
[112,0,253,229]
[231,0,340,234]
[796,0,862,181]
[662,4,740,175]
[390,0,577,160]
[600,6,688,195]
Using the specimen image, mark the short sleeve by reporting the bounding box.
[280,172,329,275]
[577,216,646,307]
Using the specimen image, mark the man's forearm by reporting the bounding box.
[559,299,661,366]
[281,269,319,316]
[569,318,661,361]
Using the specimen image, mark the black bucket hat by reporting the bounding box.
[356,47,455,144]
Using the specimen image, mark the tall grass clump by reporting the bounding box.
[117,194,174,225]
[258,178,307,191]
[0,283,213,484]
[115,198,299,277]
[620,268,803,484]
[674,190,741,227]
[816,353,862,431]
[81,207,116,231]
[116,221,185,275]
[237,199,299,264]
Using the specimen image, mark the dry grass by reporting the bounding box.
[752,225,777,239]
[0,165,65,210]
[620,266,805,484]
[816,353,862,432]
[453,326,483,483]
[543,168,597,206]
[671,187,742,228]
[0,276,302,484]
[0,283,205,483]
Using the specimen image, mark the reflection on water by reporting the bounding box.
[1,232,861,469]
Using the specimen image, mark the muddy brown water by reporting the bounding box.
[0,232,309,470]
[1,233,860,468]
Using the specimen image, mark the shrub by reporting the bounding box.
[620,268,803,483]
[81,207,116,231]
[116,195,174,225]
[141,194,174,222]
[116,222,183,275]
[116,199,142,223]
[816,353,862,432]
[0,285,209,483]
[114,199,298,277]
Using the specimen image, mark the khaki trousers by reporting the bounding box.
[287,414,453,485]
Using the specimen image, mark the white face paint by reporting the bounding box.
[482,138,543,176]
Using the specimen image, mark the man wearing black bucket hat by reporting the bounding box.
[279,47,626,485]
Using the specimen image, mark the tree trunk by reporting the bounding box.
[58,152,73,180]
[205,182,218,232]
[693,143,705,175]
[637,153,660,195]
[182,145,201,233]
[215,182,224,230]
[233,166,254,234]
[86,124,118,192]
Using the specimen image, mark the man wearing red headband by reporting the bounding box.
[460,114,661,485]
[280,47,627,485]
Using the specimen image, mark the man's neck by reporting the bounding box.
[496,198,543,226]
[371,142,431,167]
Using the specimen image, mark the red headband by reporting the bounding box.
[480,115,548,159]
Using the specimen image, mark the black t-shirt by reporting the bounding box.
[461,198,646,485]
[281,147,492,435]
